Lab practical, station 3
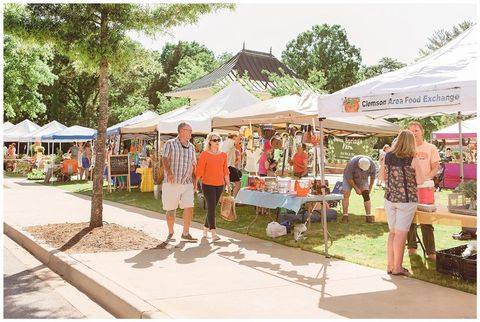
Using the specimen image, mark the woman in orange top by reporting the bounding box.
[195,132,230,241]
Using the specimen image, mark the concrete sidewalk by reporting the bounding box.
[3,177,477,318]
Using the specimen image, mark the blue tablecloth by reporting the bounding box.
[235,189,343,213]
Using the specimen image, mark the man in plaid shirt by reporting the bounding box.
[162,122,198,242]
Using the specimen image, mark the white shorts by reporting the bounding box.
[162,183,194,211]
[384,199,417,232]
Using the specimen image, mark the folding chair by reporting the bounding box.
[328,181,344,212]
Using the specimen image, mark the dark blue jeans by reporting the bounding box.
[202,183,224,229]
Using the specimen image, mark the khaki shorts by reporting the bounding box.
[384,199,417,232]
[162,183,194,211]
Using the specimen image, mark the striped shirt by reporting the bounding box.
[162,137,196,184]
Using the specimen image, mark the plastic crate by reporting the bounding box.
[436,245,476,282]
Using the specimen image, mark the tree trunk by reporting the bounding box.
[90,10,109,228]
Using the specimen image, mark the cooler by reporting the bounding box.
[418,180,435,204]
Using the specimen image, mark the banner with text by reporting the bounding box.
[331,136,376,161]
[343,88,461,113]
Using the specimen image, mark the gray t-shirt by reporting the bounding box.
[343,155,376,185]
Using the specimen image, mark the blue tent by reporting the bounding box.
[106,111,159,136]
[43,125,96,141]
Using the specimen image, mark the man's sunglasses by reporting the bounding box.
[210,139,221,143]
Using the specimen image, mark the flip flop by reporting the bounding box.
[391,267,411,277]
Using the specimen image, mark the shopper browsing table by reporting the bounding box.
[407,121,440,261]
[341,155,376,223]
[379,130,426,277]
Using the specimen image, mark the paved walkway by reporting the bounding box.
[3,177,476,318]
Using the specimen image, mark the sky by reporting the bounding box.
[133,1,477,66]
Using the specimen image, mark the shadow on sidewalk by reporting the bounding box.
[123,238,222,268]
[58,226,93,252]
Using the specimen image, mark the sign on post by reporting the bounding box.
[107,154,130,192]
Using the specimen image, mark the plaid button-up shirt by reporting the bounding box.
[162,137,196,184]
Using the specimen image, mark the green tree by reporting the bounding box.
[359,57,406,81]
[263,67,327,97]
[5,3,234,228]
[39,52,99,127]
[3,34,56,122]
[418,21,474,58]
[282,24,362,93]
[109,44,163,125]
[394,115,459,141]
[146,41,216,107]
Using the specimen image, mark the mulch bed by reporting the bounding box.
[25,222,162,254]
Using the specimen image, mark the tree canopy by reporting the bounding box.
[282,24,362,93]
[359,57,406,81]
[418,21,474,58]
[4,35,56,122]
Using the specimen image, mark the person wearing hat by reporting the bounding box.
[342,155,377,223]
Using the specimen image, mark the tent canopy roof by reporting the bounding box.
[107,110,159,136]
[43,125,96,141]
[22,120,67,141]
[4,119,40,142]
[120,106,189,134]
[317,25,477,118]
[3,122,15,131]
[159,82,261,134]
[212,91,400,136]
[432,117,477,140]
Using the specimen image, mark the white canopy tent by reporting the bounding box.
[42,125,97,142]
[314,26,477,255]
[432,117,477,140]
[3,119,40,142]
[120,106,188,135]
[107,110,159,136]
[212,92,400,136]
[20,120,67,155]
[22,120,67,142]
[158,82,260,134]
[316,25,477,119]
[3,122,15,131]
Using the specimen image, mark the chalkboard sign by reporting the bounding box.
[109,155,129,176]
[108,154,131,192]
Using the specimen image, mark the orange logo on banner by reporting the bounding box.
[343,97,360,113]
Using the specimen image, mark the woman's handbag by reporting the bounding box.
[220,193,237,221]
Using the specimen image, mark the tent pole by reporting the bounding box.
[281,123,289,176]
[318,117,329,258]
[457,112,464,184]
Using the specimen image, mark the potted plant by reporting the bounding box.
[455,181,477,210]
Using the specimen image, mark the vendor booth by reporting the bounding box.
[212,90,400,256]
[315,25,477,255]
[4,119,40,155]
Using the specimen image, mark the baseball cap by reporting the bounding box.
[358,157,370,171]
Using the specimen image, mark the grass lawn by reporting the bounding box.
[42,180,476,294]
